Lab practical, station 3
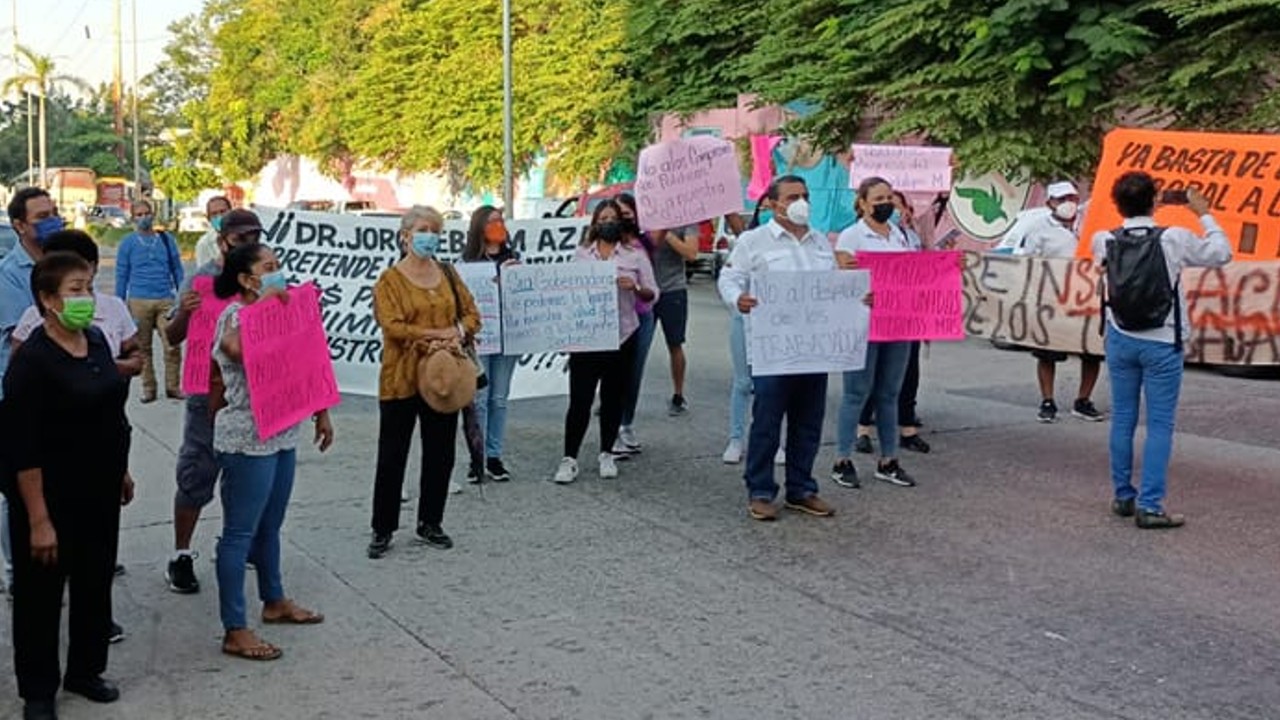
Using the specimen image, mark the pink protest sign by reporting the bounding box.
[850,144,953,193]
[856,251,965,342]
[238,283,341,441]
[635,136,744,231]
[181,276,234,395]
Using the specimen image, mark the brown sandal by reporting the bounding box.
[262,600,325,625]
[222,630,282,661]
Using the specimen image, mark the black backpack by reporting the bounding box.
[1101,226,1181,348]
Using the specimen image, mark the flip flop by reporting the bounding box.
[262,603,325,625]
[222,640,283,661]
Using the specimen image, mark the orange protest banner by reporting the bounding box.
[1080,128,1280,260]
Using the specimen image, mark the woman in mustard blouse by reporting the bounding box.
[367,206,481,559]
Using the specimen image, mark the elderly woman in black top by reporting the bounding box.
[3,252,133,720]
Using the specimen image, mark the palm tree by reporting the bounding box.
[1,45,89,186]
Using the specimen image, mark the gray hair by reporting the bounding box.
[400,205,444,232]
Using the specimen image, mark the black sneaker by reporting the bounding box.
[854,435,873,454]
[465,463,483,484]
[1111,498,1136,517]
[165,555,199,594]
[486,458,512,482]
[899,434,931,454]
[23,699,57,720]
[1136,509,1185,529]
[668,394,689,416]
[367,532,393,559]
[108,621,124,644]
[1072,399,1105,422]
[114,564,125,577]
[831,460,860,489]
[1037,399,1058,423]
[874,460,917,487]
[415,523,454,550]
[62,675,119,703]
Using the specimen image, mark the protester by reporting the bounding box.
[115,199,185,403]
[1012,181,1104,423]
[211,242,334,660]
[650,219,698,418]
[461,205,519,481]
[615,193,656,454]
[368,206,481,558]
[194,195,233,268]
[162,209,264,594]
[831,177,918,491]
[0,188,62,605]
[4,251,134,718]
[717,175,838,521]
[553,200,657,484]
[1092,174,1231,529]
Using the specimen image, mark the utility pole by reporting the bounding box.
[13,0,34,185]
[112,0,125,164]
[501,0,514,218]
[130,0,140,186]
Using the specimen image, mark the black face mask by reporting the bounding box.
[597,222,623,244]
[621,218,640,237]
[871,202,896,224]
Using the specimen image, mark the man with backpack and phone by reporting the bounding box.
[1092,172,1232,529]
[115,199,186,403]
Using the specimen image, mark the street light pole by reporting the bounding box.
[13,0,33,185]
[130,0,140,187]
[501,0,514,218]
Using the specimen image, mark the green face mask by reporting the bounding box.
[57,295,96,331]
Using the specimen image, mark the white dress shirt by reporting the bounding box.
[1012,213,1080,259]
[717,220,836,309]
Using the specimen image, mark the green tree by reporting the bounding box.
[2,46,90,182]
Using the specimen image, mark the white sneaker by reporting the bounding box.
[400,489,410,503]
[553,457,579,484]
[774,448,786,466]
[598,452,619,479]
[448,481,463,495]
[610,438,635,459]
[722,439,743,464]
[618,425,641,450]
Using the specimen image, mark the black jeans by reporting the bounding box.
[9,492,119,701]
[860,340,921,427]
[564,335,636,458]
[370,396,458,535]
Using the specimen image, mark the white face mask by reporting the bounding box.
[785,199,811,226]
[1052,200,1078,221]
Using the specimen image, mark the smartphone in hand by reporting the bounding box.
[1161,189,1189,205]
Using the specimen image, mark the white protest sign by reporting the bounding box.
[500,261,620,355]
[455,262,502,356]
[748,270,871,377]
[850,144,953,193]
[257,207,587,398]
[634,136,744,231]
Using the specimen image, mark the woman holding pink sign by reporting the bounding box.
[211,243,335,661]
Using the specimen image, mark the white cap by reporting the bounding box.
[1046,181,1078,199]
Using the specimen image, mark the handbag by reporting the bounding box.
[415,339,477,414]
[442,264,488,390]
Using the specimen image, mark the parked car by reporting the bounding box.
[287,199,379,214]
[178,206,210,233]
[88,205,130,228]
[0,222,17,260]
[710,212,753,279]
[550,182,635,218]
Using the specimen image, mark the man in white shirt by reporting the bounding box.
[1011,181,1104,423]
[717,176,837,522]
[194,195,232,268]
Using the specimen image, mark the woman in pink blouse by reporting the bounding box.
[552,200,658,484]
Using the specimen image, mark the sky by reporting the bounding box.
[6,0,205,91]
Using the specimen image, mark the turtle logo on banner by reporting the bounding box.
[945,172,1032,242]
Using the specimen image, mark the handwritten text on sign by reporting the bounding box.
[455,262,502,356]
[238,283,341,441]
[749,270,871,377]
[850,144,953,193]
[635,136,744,231]
[180,275,233,395]
[856,251,965,342]
[500,261,620,355]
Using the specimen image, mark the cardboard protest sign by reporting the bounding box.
[635,136,744,231]
[500,261,620,355]
[960,252,1280,366]
[856,251,965,342]
[1081,129,1280,260]
[850,144,953,193]
[238,283,341,441]
[180,275,234,395]
[455,262,502,356]
[748,270,871,376]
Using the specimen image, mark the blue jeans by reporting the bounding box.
[837,342,912,458]
[1105,328,1184,513]
[621,310,656,427]
[745,374,825,502]
[728,313,751,441]
[1,495,11,589]
[474,354,518,459]
[216,450,296,631]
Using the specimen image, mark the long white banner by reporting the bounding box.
[258,207,589,398]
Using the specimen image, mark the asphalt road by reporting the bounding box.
[3,276,1279,719]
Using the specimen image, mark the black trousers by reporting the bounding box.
[860,340,922,427]
[564,335,636,458]
[371,396,458,535]
[9,492,120,701]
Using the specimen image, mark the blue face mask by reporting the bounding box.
[135,215,155,231]
[259,270,287,293]
[411,232,441,259]
[889,209,902,226]
[758,210,775,226]
[210,215,225,232]
[34,216,66,246]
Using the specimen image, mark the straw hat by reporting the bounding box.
[417,343,476,413]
